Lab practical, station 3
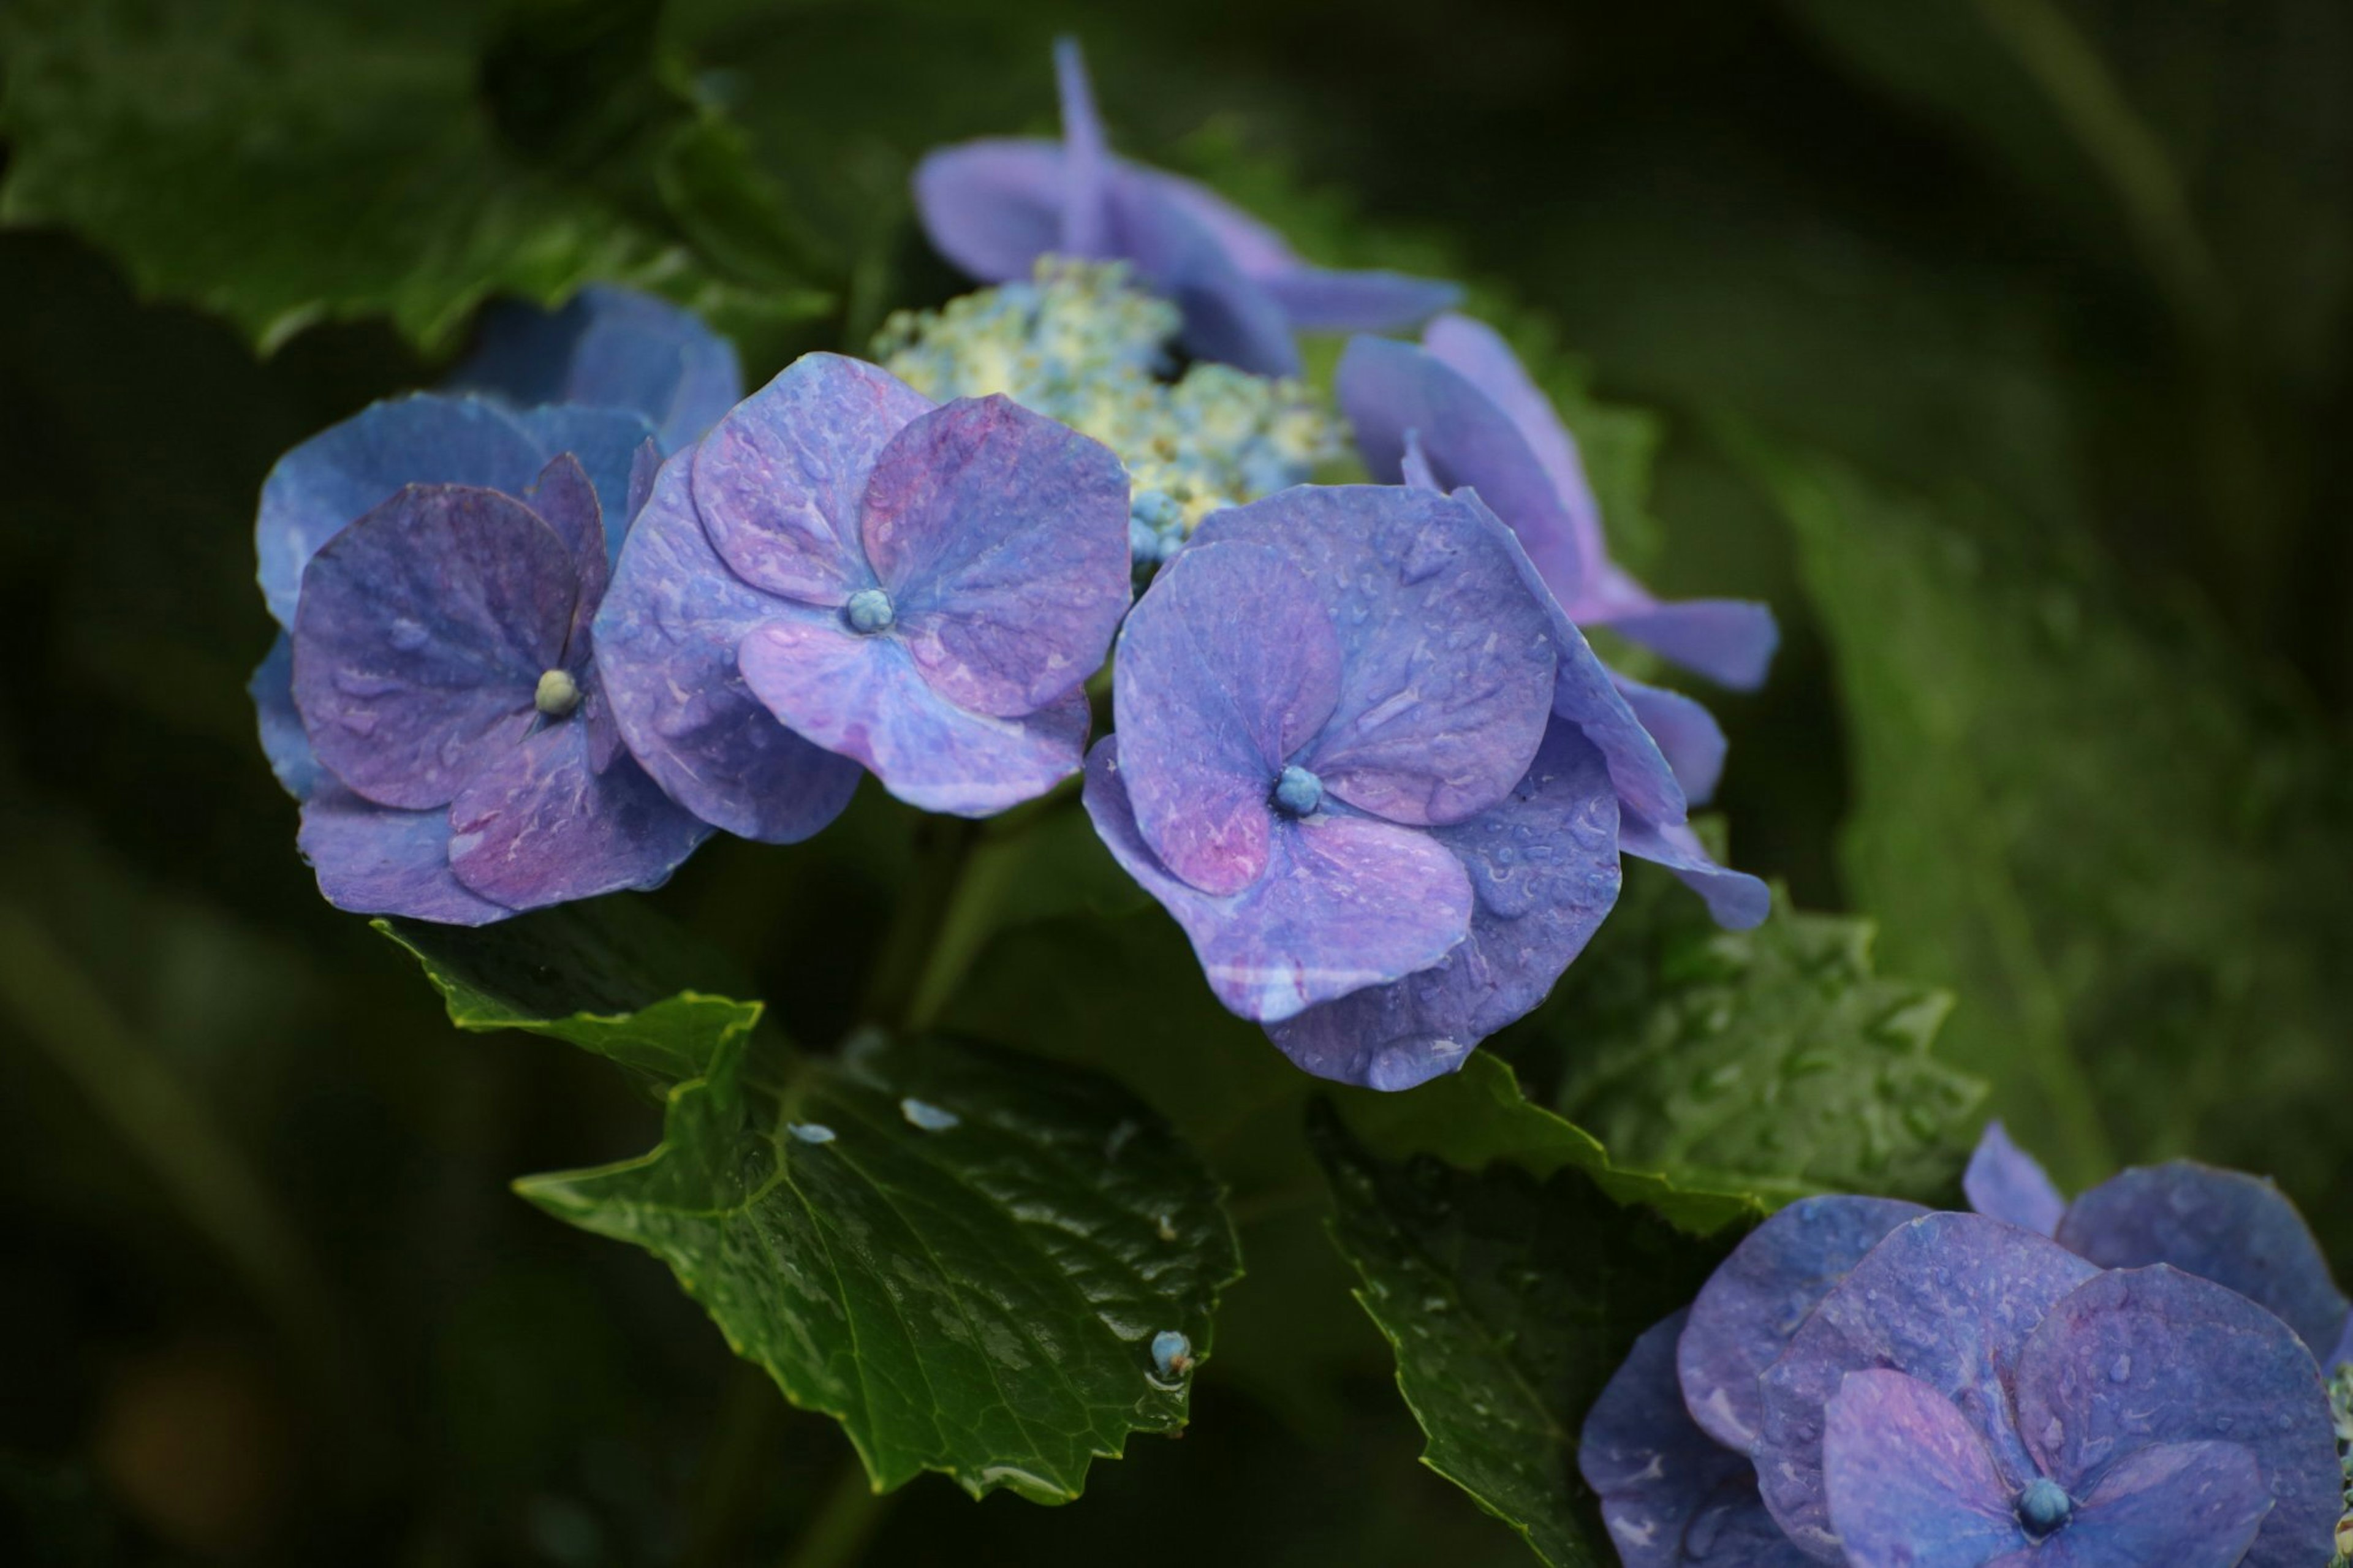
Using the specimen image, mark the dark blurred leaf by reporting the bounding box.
[519,1026,1242,1502]
[1311,1105,1733,1568]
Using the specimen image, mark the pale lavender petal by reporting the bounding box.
[1678,1194,1928,1453]
[256,393,546,627]
[911,138,1065,284]
[1591,598,1780,693]
[1257,267,1463,333]
[522,454,607,647]
[1107,178,1299,377]
[1053,37,1110,257]
[1754,1213,2099,1558]
[2055,1161,2350,1357]
[1963,1121,2066,1239]
[512,404,659,560]
[1619,813,1770,931]
[1112,539,1342,895]
[1613,673,1727,807]
[1127,165,1297,275]
[1823,1369,2023,1568]
[1399,428,1439,493]
[444,721,709,908]
[2014,1265,2339,1568]
[1082,738,1472,1028]
[2030,1442,2270,1568]
[738,621,1088,816]
[863,395,1131,717]
[291,486,572,811]
[1267,721,1618,1090]
[691,353,930,605]
[297,785,510,925]
[250,634,326,800]
[590,449,863,843]
[1578,1311,1755,1568]
[1420,311,1606,575]
[450,283,741,455]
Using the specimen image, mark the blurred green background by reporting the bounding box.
[2,0,2349,1562]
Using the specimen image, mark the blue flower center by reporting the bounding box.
[534,668,582,718]
[1273,765,1324,817]
[845,588,896,634]
[2015,1477,2072,1538]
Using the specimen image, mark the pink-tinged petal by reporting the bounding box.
[862,395,1131,716]
[590,449,864,844]
[738,621,1088,816]
[1618,813,1770,931]
[1083,739,1473,1028]
[1823,1370,2024,1568]
[1267,721,1619,1090]
[1336,333,1586,604]
[1754,1213,2099,1559]
[1107,178,1300,377]
[297,784,511,926]
[291,485,572,811]
[1613,673,1727,807]
[912,137,1066,284]
[2055,1161,2349,1357]
[1113,539,1343,895]
[1053,37,1110,257]
[523,453,607,650]
[1589,597,1780,692]
[2014,1265,2338,1568]
[444,721,709,909]
[690,352,931,604]
[1678,1195,1928,1453]
[1422,312,1607,575]
[1963,1121,2067,1239]
[1258,267,1462,333]
[2025,1442,2270,1568]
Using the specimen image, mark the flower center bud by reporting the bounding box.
[2015,1477,2072,1537]
[845,588,896,634]
[1273,764,1324,817]
[534,668,582,717]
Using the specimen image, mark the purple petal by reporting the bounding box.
[1753,1213,2099,1558]
[1189,485,1558,828]
[911,137,1065,284]
[1822,1369,2023,1568]
[1963,1121,2066,1239]
[1591,597,1780,693]
[1266,719,1619,1091]
[1579,1311,1761,1568]
[256,394,547,628]
[862,395,1131,717]
[589,447,864,843]
[691,353,931,605]
[1107,176,1300,377]
[738,621,1088,816]
[1126,165,1298,275]
[512,404,661,560]
[444,721,709,908]
[1113,538,1342,895]
[1678,1194,1929,1453]
[449,284,742,455]
[2055,1161,2350,1357]
[1420,312,1606,576]
[1053,37,1110,257]
[1082,738,1473,1028]
[1257,267,1463,333]
[291,485,573,811]
[297,784,510,925]
[1336,333,1586,605]
[523,455,608,646]
[2029,1441,2271,1568]
[1399,428,1440,493]
[2014,1265,2338,1568]
[1613,673,1727,807]
[1618,814,1771,931]
[250,634,327,800]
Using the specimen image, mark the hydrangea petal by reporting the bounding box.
[297,786,509,925]
[738,621,1088,816]
[445,721,710,909]
[2013,1265,2339,1568]
[291,486,572,811]
[1963,1121,2067,1239]
[1420,311,1606,574]
[911,137,1066,283]
[521,455,607,651]
[1580,1311,1765,1568]
[1257,268,1463,333]
[1082,738,1474,1028]
[2055,1162,2350,1355]
[1822,1369,2024,1568]
[691,353,931,604]
[1108,180,1299,377]
[1113,539,1343,896]
[1594,598,1781,693]
[1266,720,1619,1090]
[250,634,327,801]
[591,449,863,843]
[1053,37,1111,257]
[2026,1441,2271,1568]
[1754,1213,2100,1558]
[450,284,741,456]
[1678,1194,1929,1453]
[512,404,659,558]
[1613,673,1727,807]
[1619,814,1771,931]
[862,395,1130,718]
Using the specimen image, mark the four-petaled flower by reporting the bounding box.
[914,39,1459,378]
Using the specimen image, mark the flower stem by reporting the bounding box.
[779,1455,891,1568]
[860,812,979,1034]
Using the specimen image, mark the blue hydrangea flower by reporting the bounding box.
[593,352,1132,834]
[288,458,708,923]
[913,39,1458,377]
[1965,1121,2352,1362]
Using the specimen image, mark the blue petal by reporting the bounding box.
[1822,1369,2023,1568]
[297,785,511,926]
[249,634,327,801]
[1053,37,1112,256]
[1259,267,1463,333]
[445,719,710,909]
[1596,598,1781,693]
[2037,1441,2273,1568]
[449,283,741,455]
[1108,176,1300,376]
[513,404,662,560]
[1963,1121,2066,1238]
[911,137,1065,283]
[1612,673,1728,807]
[1618,813,1770,930]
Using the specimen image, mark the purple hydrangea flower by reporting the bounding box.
[288,457,709,923]
[1965,1121,2352,1362]
[913,40,1458,378]
[593,352,1132,835]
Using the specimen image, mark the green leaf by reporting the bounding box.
[1311,1105,1736,1568]
[1544,866,1983,1203]
[519,1025,1243,1502]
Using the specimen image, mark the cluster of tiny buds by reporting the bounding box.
[2331,1358,2352,1567]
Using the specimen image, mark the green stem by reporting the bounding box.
[860,813,980,1033]
[679,1362,788,1568]
[780,1453,891,1568]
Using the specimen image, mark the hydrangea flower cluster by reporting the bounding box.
[1581,1131,2351,1567]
